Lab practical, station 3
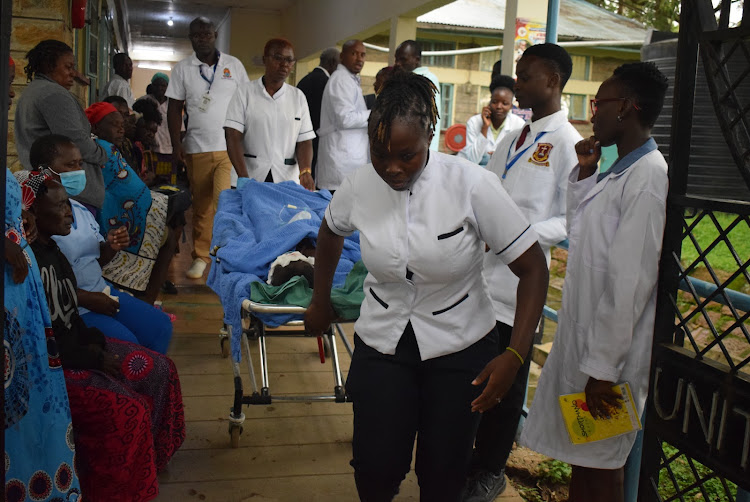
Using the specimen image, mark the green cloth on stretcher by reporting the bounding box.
[249,260,367,321]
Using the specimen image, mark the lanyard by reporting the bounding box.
[199,59,219,92]
[503,131,548,179]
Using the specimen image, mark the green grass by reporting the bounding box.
[658,443,738,501]
[681,213,750,278]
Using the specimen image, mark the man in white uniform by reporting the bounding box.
[103,53,134,107]
[316,39,369,191]
[225,38,315,190]
[166,16,249,279]
[462,43,583,502]
[394,40,442,151]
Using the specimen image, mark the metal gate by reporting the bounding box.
[641,0,750,499]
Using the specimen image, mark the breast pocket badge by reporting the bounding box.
[529,143,553,167]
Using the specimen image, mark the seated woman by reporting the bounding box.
[458,75,525,166]
[4,57,82,501]
[84,101,178,305]
[24,134,173,354]
[20,171,185,502]
[133,97,169,186]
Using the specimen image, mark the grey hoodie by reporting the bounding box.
[15,74,107,208]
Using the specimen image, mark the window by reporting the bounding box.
[570,55,590,81]
[440,83,454,130]
[85,0,99,103]
[420,41,456,68]
[564,94,588,121]
[479,49,502,73]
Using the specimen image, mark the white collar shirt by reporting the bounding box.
[103,74,134,107]
[224,78,315,183]
[316,66,331,78]
[325,152,538,360]
[458,112,526,164]
[165,52,249,154]
[316,64,370,190]
[482,109,582,326]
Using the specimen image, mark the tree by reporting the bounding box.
[583,0,681,32]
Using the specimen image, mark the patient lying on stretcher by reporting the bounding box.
[267,238,316,288]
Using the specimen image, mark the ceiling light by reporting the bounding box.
[137,62,173,71]
[167,18,174,26]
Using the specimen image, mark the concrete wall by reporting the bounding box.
[228,8,283,81]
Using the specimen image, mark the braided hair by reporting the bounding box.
[24,40,73,82]
[368,70,439,147]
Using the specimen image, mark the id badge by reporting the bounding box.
[198,93,212,112]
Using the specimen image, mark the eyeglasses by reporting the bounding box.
[589,97,641,116]
[270,54,296,66]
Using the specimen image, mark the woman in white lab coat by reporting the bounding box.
[519,62,670,502]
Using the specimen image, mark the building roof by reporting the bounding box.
[416,0,647,41]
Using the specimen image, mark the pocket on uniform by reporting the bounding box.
[437,225,465,240]
[582,213,619,271]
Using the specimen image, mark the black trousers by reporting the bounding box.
[347,323,499,502]
[473,321,533,473]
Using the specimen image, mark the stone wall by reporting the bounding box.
[8,0,83,171]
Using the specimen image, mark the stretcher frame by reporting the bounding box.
[218,299,354,448]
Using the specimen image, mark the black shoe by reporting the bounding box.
[462,469,507,502]
[162,280,178,295]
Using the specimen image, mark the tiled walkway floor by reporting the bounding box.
[154,216,524,501]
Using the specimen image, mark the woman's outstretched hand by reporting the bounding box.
[471,351,523,413]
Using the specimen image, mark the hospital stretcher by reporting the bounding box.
[207,181,362,448]
[218,300,354,448]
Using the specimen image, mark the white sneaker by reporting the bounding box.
[186,258,207,279]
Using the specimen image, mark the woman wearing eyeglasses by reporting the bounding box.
[224,38,315,191]
[520,62,670,502]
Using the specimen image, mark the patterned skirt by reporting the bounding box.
[64,338,185,501]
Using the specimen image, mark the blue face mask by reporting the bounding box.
[52,169,87,196]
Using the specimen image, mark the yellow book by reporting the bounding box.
[558,382,642,444]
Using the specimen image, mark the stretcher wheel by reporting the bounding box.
[220,337,230,359]
[230,425,242,448]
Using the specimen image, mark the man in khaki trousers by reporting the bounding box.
[166,16,249,279]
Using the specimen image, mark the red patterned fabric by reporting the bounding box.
[64,338,185,501]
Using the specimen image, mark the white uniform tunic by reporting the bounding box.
[224,78,315,183]
[316,64,370,190]
[103,74,135,107]
[483,110,582,326]
[458,112,525,165]
[325,152,539,360]
[520,139,668,468]
[166,52,249,154]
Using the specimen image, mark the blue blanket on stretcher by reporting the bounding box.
[206,180,361,361]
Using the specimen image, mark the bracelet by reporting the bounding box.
[505,346,525,366]
[300,168,312,176]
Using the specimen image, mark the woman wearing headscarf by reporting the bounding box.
[19,171,185,501]
[4,55,82,502]
[83,101,174,304]
[14,39,107,213]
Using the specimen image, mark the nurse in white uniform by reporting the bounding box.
[225,38,315,191]
[520,62,670,502]
[305,71,550,501]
